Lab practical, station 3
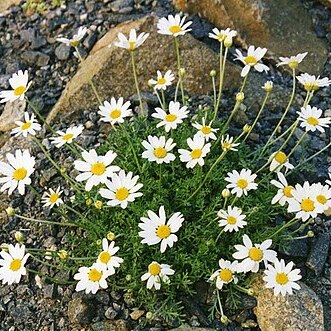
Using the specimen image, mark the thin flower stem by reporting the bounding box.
[270,217,298,239]
[233,284,250,294]
[216,290,224,316]
[75,47,102,106]
[215,229,224,242]
[230,196,238,207]
[159,164,162,192]
[154,89,164,109]
[286,131,308,159]
[130,51,145,116]
[212,75,217,113]
[14,213,79,227]
[174,77,180,103]
[160,90,166,111]
[28,185,41,198]
[26,268,76,285]
[290,219,313,235]
[29,254,71,270]
[174,37,185,105]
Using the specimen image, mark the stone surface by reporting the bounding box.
[252,273,324,331]
[169,325,216,331]
[173,0,328,74]
[0,99,26,132]
[0,0,20,13]
[67,298,96,325]
[88,320,129,331]
[320,0,331,7]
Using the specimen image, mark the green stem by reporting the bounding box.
[14,213,79,228]
[270,217,298,239]
[160,89,166,111]
[130,51,145,116]
[174,37,185,105]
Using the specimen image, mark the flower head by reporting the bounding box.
[178,135,211,168]
[270,172,294,206]
[0,149,35,195]
[233,234,277,273]
[42,187,64,209]
[297,105,331,133]
[277,52,307,69]
[138,206,184,253]
[234,46,269,77]
[209,27,237,43]
[263,259,301,296]
[152,101,189,132]
[269,151,294,173]
[297,73,331,91]
[192,118,218,141]
[262,81,273,92]
[141,261,175,290]
[311,182,331,211]
[141,135,176,164]
[0,70,31,103]
[11,112,41,138]
[225,169,258,198]
[149,70,175,90]
[74,149,120,191]
[57,26,88,47]
[157,14,192,37]
[0,243,30,285]
[96,238,123,273]
[99,170,143,209]
[217,206,247,232]
[51,125,84,148]
[98,98,132,125]
[114,29,149,51]
[221,135,240,152]
[209,259,239,289]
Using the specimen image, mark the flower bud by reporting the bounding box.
[94,200,103,209]
[307,230,314,238]
[107,232,116,241]
[203,106,210,112]
[96,239,102,246]
[60,168,66,174]
[179,68,186,77]
[148,79,155,87]
[14,231,24,243]
[224,37,233,48]
[126,274,132,281]
[85,198,93,206]
[262,81,273,92]
[58,249,68,260]
[210,69,216,77]
[236,92,244,103]
[222,188,231,198]
[6,207,15,216]
[220,315,229,324]
[243,124,251,133]
[0,243,8,252]
[146,312,153,320]
[247,288,254,296]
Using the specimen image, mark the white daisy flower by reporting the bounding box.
[74,262,112,294]
[270,172,294,206]
[50,125,84,148]
[217,206,247,232]
[114,28,149,51]
[263,258,301,296]
[98,97,132,125]
[99,170,143,209]
[0,243,30,285]
[221,135,240,152]
[11,112,41,137]
[96,238,123,273]
[310,182,331,211]
[74,149,120,191]
[269,151,294,173]
[138,205,184,253]
[192,118,218,141]
[149,70,175,90]
[0,70,31,103]
[57,26,87,47]
[141,261,175,290]
[42,187,64,209]
[152,101,189,132]
[277,52,308,69]
[225,169,258,198]
[233,234,277,273]
[157,14,192,37]
[209,27,237,43]
[141,135,176,164]
[209,259,239,290]
[0,149,35,195]
[262,81,273,92]
[326,173,331,186]
[287,182,325,221]
[296,73,331,91]
[178,135,211,169]
[234,46,269,77]
[297,105,331,133]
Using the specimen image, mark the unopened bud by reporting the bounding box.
[107,232,116,241]
[0,243,8,252]
[179,68,186,77]
[262,81,273,92]
[307,230,314,238]
[60,168,66,174]
[14,231,24,243]
[224,37,233,48]
[146,311,153,320]
[58,249,68,260]
[203,106,210,112]
[148,79,155,87]
[236,92,244,102]
[222,188,231,198]
[6,207,15,216]
[220,315,228,324]
[86,198,93,207]
[247,288,254,296]
[96,239,102,246]
[210,69,216,77]
[126,274,132,281]
[243,124,251,133]
[94,200,103,209]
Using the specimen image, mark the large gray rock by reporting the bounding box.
[0,99,26,132]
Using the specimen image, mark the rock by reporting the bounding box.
[110,0,134,12]
[43,284,56,299]
[319,0,331,7]
[0,99,26,132]
[306,232,330,275]
[252,273,324,331]
[129,309,145,320]
[169,325,216,331]
[67,298,96,325]
[21,51,50,67]
[55,44,71,61]
[104,307,118,320]
[88,320,129,331]
[0,0,20,13]
[173,0,328,74]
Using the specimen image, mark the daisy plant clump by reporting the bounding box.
[1,16,331,327]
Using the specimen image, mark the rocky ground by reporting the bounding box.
[0,0,331,330]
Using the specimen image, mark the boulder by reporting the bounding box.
[0,99,26,132]
[252,273,324,331]
[0,0,20,14]
[173,0,328,74]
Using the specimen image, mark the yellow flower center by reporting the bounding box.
[169,25,182,34]
[49,193,59,203]
[274,151,287,164]
[227,216,237,225]
[288,60,298,69]
[306,117,319,126]
[249,247,263,261]
[88,268,102,282]
[10,259,22,271]
[316,194,327,205]
[21,122,31,130]
[191,148,202,159]
[237,179,248,189]
[304,83,319,92]
[156,225,171,239]
[222,142,232,150]
[110,109,121,119]
[99,251,111,264]
[90,162,106,176]
[300,198,315,212]
[14,86,26,96]
[129,41,136,50]
[13,168,27,181]
[275,272,289,285]
[115,187,129,201]
[201,126,211,134]
[244,56,257,65]
[153,147,167,159]
[219,268,233,282]
[62,133,74,141]
[70,40,80,47]
[283,185,294,198]
[217,33,225,41]
[165,113,177,122]
[149,263,161,276]
[157,77,166,85]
